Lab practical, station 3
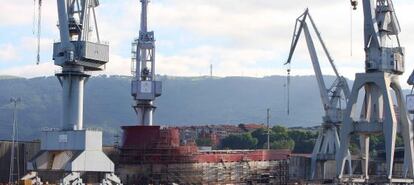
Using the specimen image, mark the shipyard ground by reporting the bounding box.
[0,125,408,184]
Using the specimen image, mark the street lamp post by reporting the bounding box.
[9,97,21,184]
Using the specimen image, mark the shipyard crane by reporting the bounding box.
[285,9,351,180]
[337,0,414,183]
[24,0,122,184]
[131,0,162,126]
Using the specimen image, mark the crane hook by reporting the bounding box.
[34,0,42,65]
[351,0,358,10]
[286,66,291,115]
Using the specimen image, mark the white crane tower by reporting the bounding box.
[24,0,122,184]
[336,0,414,183]
[131,0,162,126]
[286,9,351,180]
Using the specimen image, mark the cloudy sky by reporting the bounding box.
[1,0,414,87]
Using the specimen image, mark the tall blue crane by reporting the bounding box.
[131,0,162,126]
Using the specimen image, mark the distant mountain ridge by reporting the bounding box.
[0,75,23,80]
[0,75,409,144]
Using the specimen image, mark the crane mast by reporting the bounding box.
[286,9,351,179]
[131,0,162,126]
[54,0,107,131]
[337,0,414,183]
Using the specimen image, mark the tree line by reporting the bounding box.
[219,126,318,153]
[215,125,404,155]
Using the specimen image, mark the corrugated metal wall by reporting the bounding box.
[0,141,40,183]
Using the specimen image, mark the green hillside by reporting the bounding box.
[0,75,349,143]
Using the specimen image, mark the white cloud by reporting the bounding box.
[91,54,131,76]
[0,62,57,78]
[0,0,57,27]
[144,0,367,79]
[0,0,34,26]
[1,0,414,89]
[0,44,19,62]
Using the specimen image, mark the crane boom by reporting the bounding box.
[307,14,340,78]
[302,22,331,109]
[286,9,350,123]
[56,0,72,52]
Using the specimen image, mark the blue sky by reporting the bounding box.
[1,0,414,88]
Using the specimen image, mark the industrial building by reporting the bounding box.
[0,127,297,184]
[0,140,40,183]
[0,127,306,185]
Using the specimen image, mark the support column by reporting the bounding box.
[393,80,414,177]
[360,135,370,179]
[58,67,89,131]
[311,130,323,179]
[134,101,154,126]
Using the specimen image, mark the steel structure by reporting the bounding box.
[9,98,21,184]
[25,0,121,184]
[131,0,162,126]
[285,9,352,180]
[336,0,414,183]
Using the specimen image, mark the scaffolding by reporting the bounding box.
[118,127,290,184]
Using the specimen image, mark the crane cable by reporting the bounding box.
[32,0,36,34]
[33,0,42,65]
[37,0,42,65]
[286,63,291,115]
[350,3,353,57]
